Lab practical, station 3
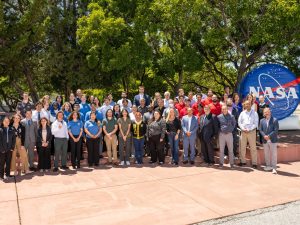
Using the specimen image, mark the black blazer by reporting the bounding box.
[0,126,16,153]
[36,126,52,149]
[198,113,218,141]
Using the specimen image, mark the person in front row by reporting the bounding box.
[147,110,166,165]
[84,112,102,167]
[259,108,279,174]
[217,105,236,168]
[199,105,218,166]
[181,108,198,165]
[68,111,83,169]
[37,117,52,172]
[51,111,69,172]
[10,114,30,176]
[0,117,16,180]
[132,110,147,165]
[118,109,132,166]
[238,100,259,169]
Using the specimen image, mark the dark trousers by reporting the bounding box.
[38,147,51,170]
[200,138,215,164]
[86,138,100,166]
[0,151,12,178]
[149,135,165,163]
[70,135,82,167]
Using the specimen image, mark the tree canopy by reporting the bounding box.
[1,0,299,110]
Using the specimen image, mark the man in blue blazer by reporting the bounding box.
[133,85,151,107]
[181,108,198,164]
[259,108,279,174]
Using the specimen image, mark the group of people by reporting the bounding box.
[0,85,279,181]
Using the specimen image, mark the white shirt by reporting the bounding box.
[99,105,113,119]
[117,99,132,108]
[238,109,259,131]
[129,112,136,121]
[187,116,192,132]
[32,110,42,122]
[163,98,170,108]
[51,120,69,138]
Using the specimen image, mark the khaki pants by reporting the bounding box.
[240,130,257,165]
[11,137,29,172]
[104,134,118,163]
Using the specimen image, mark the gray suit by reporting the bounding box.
[21,119,38,168]
[259,116,279,169]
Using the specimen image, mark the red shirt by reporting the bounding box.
[209,102,221,116]
[175,102,185,113]
[202,97,212,106]
[192,102,203,117]
[179,107,188,119]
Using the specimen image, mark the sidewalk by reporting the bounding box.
[1,161,300,225]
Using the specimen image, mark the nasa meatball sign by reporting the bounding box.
[239,64,300,120]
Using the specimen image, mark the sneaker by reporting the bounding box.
[126,161,130,166]
[159,161,164,165]
[234,157,239,160]
[61,166,69,170]
[29,167,35,171]
[264,166,272,171]
[224,156,228,160]
[272,169,277,174]
[119,161,125,166]
[238,162,246,167]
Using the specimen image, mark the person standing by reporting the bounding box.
[147,110,166,165]
[36,117,52,172]
[32,102,43,124]
[68,112,84,169]
[131,111,147,165]
[62,102,72,123]
[0,117,16,180]
[257,95,269,144]
[199,105,218,166]
[21,110,38,171]
[181,108,198,165]
[118,109,132,166]
[51,111,69,172]
[99,97,113,120]
[102,109,118,165]
[117,91,132,108]
[16,92,34,118]
[238,100,259,168]
[10,114,30,176]
[138,98,148,116]
[259,108,279,174]
[166,108,181,165]
[217,105,236,168]
[133,85,151,107]
[209,95,221,116]
[79,94,91,120]
[84,112,102,167]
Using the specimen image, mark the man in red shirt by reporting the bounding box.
[202,89,213,106]
[209,94,221,116]
[179,99,191,119]
[192,94,203,116]
[175,95,185,113]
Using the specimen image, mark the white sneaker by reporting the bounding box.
[45,170,49,172]
[126,161,130,166]
[224,156,228,160]
[272,169,277,174]
[234,157,238,160]
[39,169,44,172]
[119,161,125,166]
[264,166,272,171]
[14,171,18,176]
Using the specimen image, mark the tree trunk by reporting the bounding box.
[23,67,39,103]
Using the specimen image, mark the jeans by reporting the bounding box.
[168,132,179,163]
[133,138,145,164]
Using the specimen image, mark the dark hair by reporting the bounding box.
[89,111,97,122]
[35,101,43,107]
[151,109,162,123]
[121,109,129,119]
[56,95,63,103]
[39,117,50,127]
[122,99,128,104]
[68,111,80,121]
[56,110,64,119]
[1,116,10,127]
[105,109,113,118]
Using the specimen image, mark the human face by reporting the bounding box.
[140,99,145,106]
[23,93,29,101]
[226,99,233,107]
[69,93,75,101]
[204,106,210,115]
[36,104,42,111]
[197,95,202,102]
[74,105,79,112]
[64,104,70,111]
[212,95,218,102]
[81,95,86,103]
[107,110,113,118]
[3,118,10,127]
[135,112,141,121]
[90,113,96,121]
[132,106,137,113]
[25,110,32,119]
[259,96,265,103]
[158,99,164,107]
[187,108,193,116]
[234,95,239,102]
[121,92,127,98]
[41,118,48,127]
[13,115,21,124]
[57,112,63,121]
[72,113,78,120]
[114,105,120,112]
[222,106,228,115]
[207,90,213,97]
[139,87,144,94]
[264,108,271,118]
[122,110,128,117]
[154,111,160,120]
[169,109,175,118]
[244,101,251,111]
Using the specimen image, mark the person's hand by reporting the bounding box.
[175,134,179,140]
[264,135,269,140]
[160,138,163,142]
[123,136,127,141]
[58,124,62,129]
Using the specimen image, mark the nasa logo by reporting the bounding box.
[239,64,300,120]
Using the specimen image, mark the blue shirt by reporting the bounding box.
[79,103,91,118]
[99,105,113,119]
[85,110,103,122]
[84,120,101,138]
[64,111,71,123]
[68,120,83,136]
